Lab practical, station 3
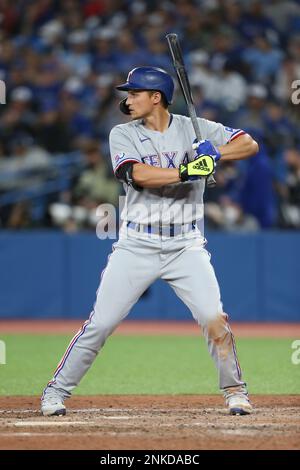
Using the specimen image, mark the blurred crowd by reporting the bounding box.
[0,0,300,232]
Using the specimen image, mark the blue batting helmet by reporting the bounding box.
[116,66,174,105]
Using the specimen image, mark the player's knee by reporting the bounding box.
[208,308,221,322]
[206,311,229,339]
[196,304,224,329]
[197,302,222,324]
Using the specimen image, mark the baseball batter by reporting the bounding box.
[41,67,258,417]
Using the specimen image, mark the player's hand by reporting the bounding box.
[179,154,216,181]
[192,139,221,162]
[179,139,221,181]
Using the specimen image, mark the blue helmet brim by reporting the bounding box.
[116,82,147,91]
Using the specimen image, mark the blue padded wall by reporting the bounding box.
[0,231,299,321]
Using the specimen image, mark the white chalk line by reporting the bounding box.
[10,416,138,426]
[12,420,281,430]
[0,431,140,438]
[12,421,91,427]
[0,416,141,429]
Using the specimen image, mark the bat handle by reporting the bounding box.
[206,174,216,187]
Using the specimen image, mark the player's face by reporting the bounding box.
[126,90,157,119]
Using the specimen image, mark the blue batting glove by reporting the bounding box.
[193,139,221,162]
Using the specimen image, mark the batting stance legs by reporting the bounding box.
[42,234,247,412]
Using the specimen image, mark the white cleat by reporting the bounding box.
[227,394,253,415]
[224,387,253,416]
[41,392,66,416]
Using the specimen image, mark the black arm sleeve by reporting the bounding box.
[115,162,143,192]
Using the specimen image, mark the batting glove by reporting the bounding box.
[179,154,216,181]
[193,139,222,162]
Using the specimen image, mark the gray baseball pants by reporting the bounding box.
[44,230,245,397]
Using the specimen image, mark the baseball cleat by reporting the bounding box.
[227,396,253,415]
[224,387,253,416]
[41,390,66,416]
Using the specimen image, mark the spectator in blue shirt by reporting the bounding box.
[242,34,283,85]
[238,139,277,228]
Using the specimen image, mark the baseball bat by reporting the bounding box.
[166,33,216,187]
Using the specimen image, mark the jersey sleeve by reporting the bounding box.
[199,118,246,147]
[109,126,142,174]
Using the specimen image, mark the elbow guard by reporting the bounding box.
[115,162,143,192]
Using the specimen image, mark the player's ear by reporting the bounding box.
[151,91,162,105]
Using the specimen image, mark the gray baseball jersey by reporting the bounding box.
[110,114,245,228]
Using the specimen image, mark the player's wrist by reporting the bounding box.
[214,148,222,162]
[179,164,188,182]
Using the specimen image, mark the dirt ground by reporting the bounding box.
[0,395,299,450]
